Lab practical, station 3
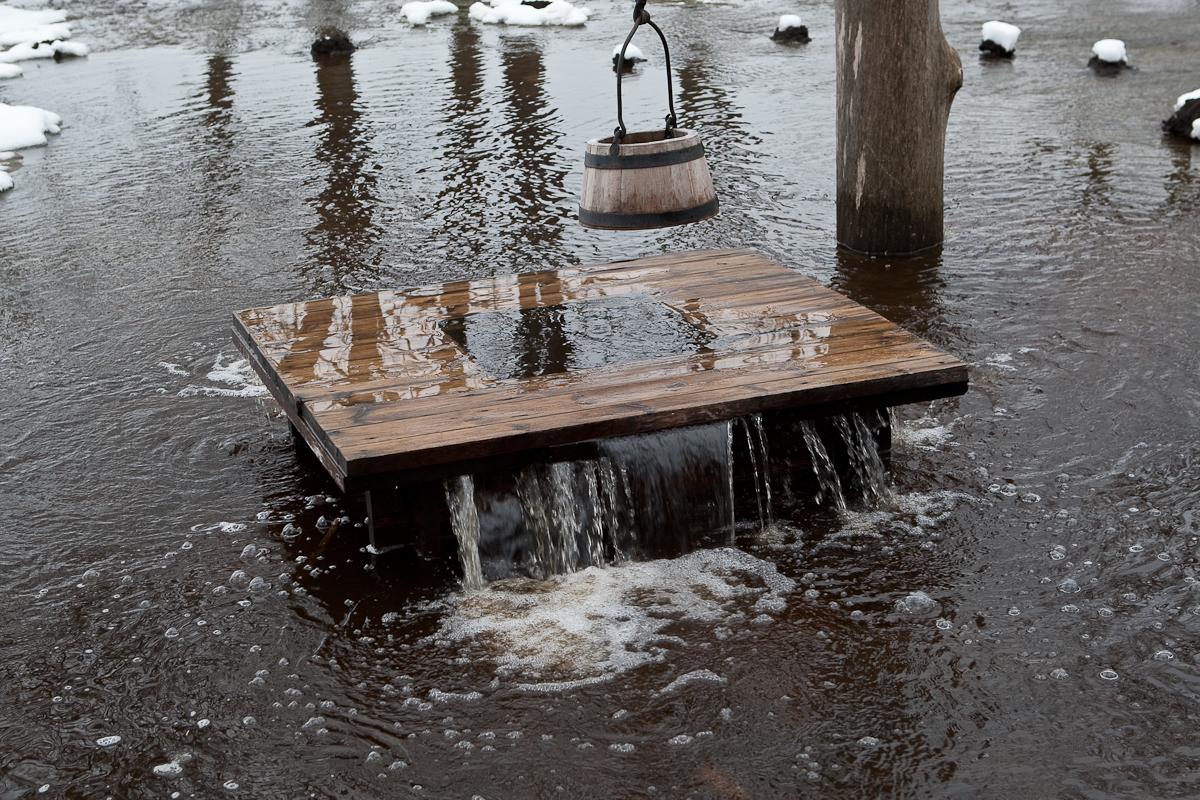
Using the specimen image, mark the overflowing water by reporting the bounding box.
[446,410,888,588]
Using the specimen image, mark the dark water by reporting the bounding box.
[3,0,1200,796]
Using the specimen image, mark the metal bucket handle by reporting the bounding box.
[612,0,678,157]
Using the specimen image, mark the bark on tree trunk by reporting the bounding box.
[836,0,962,255]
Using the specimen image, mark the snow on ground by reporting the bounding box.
[0,103,61,151]
[776,14,802,32]
[1092,39,1127,64]
[0,170,11,192]
[468,0,589,27]
[0,62,19,78]
[981,20,1020,53]
[0,5,88,63]
[1192,119,1200,141]
[612,42,644,63]
[0,39,89,63]
[431,547,795,691]
[401,0,457,26]
[0,5,69,46]
[1176,89,1200,112]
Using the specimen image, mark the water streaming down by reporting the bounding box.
[446,422,742,585]
[445,475,485,590]
[831,410,892,504]
[444,410,896,584]
[798,419,849,513]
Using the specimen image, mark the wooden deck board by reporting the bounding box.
[233,249,968,490]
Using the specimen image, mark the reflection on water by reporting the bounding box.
[832,248,947,339]
[306,47,382,294]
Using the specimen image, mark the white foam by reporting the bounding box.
[428,688,483,703]
[0,103,61,151]
[1176,89,1200,112]
[431,548,794,690]
[401,0,457,25]
[0,62,20,79]
[894,416,953,451]
[177,354,266,398]
[981,20,1020,53]
[1092,39,1127,64]
[468,0,589,27]
[777,14,802,32]
[657,669,726,694]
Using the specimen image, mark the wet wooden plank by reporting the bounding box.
[233,249,969,490]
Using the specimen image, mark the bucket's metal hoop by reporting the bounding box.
[612,1,678,157]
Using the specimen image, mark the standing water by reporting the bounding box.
[2,0,1199,796]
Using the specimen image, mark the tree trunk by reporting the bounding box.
[836,0,962,255]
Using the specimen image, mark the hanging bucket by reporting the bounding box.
[578,2,718,230]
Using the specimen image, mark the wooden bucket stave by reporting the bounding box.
[579,128,719,230]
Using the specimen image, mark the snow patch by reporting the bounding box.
[1092,39,1127,64]
[0,170,11,192]
[0,40,88,63]
[469,0,589,27]
[1176,89,1200,112]
[777,14,802,32]
[612,42,644,63]
[0,62,21,79]
[431,548,794,691]
[1192,119,1200,141]
[0,103,61,151]
[981,21,1020,53]
[401,0,458,25]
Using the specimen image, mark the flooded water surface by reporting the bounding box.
[2,0,1200,796]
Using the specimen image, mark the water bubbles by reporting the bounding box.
[1153,650,1175,662]
[1098,607,1114,618]
[242,716,256,726]
[1061,604,1080,614]
[239,544,258,561]
[1128,544,1144,553]
[1099,669,1119,681]
[96,735,121,747]
[1007,607,1021,617]
[197,719,210,729]
[281,523,302,540]
[82,568,101,581]
[1058,578,1080,594]
[1049,668,1069,680]
[366,751,383,763]
[223,780,239,790]
[247,577,269,592]
[894,591,939,615]
[1021,493,1041,504]
[1121,592,1138,603]
[609,743,635,753]
[153,761,184,778]
[389,760,408,771]
[857,736,881,747]
[229,570,252,590]
[1049,545,1067,561]
[668,734,693,745]
[935,618,952,630]
[181,541,193,550]
[1157,553,1171,562]
[316,516,330,529]
[164,627,180,639]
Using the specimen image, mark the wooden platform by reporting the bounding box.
[233,249,968,492]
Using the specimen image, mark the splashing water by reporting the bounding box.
[798,419,848,513]
[832,411,891,505]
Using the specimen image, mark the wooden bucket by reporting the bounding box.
[579,129,718,230]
